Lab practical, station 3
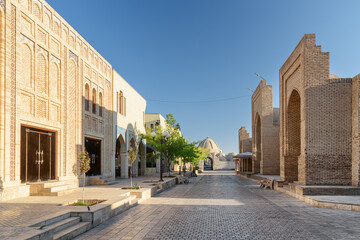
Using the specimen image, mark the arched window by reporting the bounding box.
[85,84,89,111]
[119,91,123,114]
[92,88,96,114]
[99,92,103,117]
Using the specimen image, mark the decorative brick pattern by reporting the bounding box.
[19,42,32,88]
[49,60,60,99]
[10,4,16,181]
[36,98,46,118]
[35,52,47,95]
[63,46,67,176]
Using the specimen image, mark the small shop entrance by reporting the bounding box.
[21,126,56,183]
[85,137,101,176]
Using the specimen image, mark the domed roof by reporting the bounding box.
[329,74,340,79]
[198,137,221,153]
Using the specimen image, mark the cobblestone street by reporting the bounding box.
[75,171,360,240]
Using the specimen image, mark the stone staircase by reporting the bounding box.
[30,213,91,240]
[28,180,78,196]
[87,176,116,186]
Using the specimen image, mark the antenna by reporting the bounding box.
[254,72,266,81]
[247,88,254,93]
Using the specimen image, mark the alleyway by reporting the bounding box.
[75,171,360,240]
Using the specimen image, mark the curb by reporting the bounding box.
[236,173,360,212]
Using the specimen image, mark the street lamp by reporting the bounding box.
[151,130,170,182]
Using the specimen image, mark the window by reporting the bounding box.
[119,91,123,114]
[92,89,96,114]
[85,84,89,111]
[99,92,103,117]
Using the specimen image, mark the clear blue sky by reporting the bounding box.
[47,0,360,154]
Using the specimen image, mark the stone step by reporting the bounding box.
[48,184,73,192]
[283,185,291,190]
[45,217,81,234]
[53,222,91,240]
[43,180,73,188]
[30,185,77,196]
[52,188,78,196]
[31,213,71,228]
[281,186,291,192]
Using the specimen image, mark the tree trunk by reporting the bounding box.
[130,165,133,187]
[82,173,85,204]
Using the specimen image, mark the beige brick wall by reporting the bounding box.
[251,80,280,175]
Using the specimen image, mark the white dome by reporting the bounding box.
[199,137,221,154]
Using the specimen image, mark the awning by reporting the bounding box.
[233,152,252,158]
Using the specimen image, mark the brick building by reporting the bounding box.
[252,80,280,175]
[238,126,252,153]
[279,34,360,187]
[0,0,114,200]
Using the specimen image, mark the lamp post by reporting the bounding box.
[151,131,170,182]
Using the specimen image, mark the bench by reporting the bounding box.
[179,176,189,184]
[260,178,274,190]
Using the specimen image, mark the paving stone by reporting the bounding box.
[75,171,360,240]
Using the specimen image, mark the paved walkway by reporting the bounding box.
[0,174,173,238]
[75,171,360,240]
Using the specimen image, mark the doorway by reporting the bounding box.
[85,137,101,176]
[21,126,56,183]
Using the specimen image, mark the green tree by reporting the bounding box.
[141,113,209,177]
[78,149,91,204]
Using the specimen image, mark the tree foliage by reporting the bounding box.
[78,149,91,203]
[141,113,209,172]
[78,149,91,175]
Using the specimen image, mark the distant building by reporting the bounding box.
[198,137,235,170]
[145,113,166,130]
[144,113,166,174]
[238,127,252,153]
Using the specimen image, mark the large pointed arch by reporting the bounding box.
[285,89,301,182]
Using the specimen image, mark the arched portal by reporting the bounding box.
[255,114,262,173]
[115,134,125,178]
[205,157,213,170]
[285,90,301,182]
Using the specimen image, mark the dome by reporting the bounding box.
[199,137,221,153]
[329,74,340,79]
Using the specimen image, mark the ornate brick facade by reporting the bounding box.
[0,0,113,200]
